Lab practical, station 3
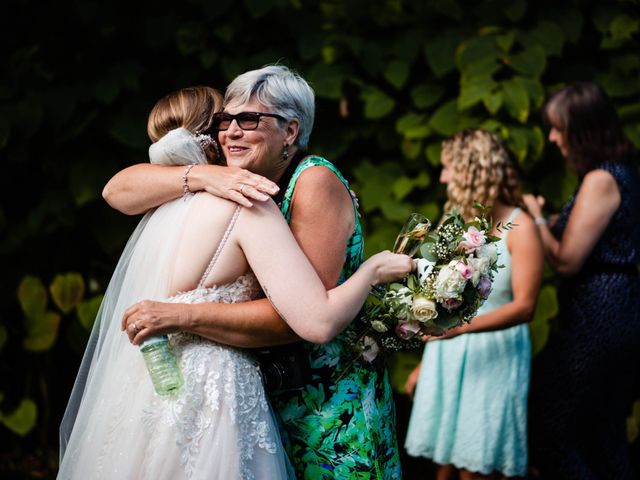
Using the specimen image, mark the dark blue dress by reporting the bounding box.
[530,162,640,479]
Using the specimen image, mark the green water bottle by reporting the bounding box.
[141,335,183,396]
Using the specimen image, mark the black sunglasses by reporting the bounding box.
[211,111,287,131]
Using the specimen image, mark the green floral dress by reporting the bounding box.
[273,156,402,479]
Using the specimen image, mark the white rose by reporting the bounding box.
[468,256,490,285]
[411,295,438,322]
[416,258,436,284]
[371,320,388,333]
[476,243,498,264]
[434,263,467,301]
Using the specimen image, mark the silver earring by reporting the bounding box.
[282,143,289,161]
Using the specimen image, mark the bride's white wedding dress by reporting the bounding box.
[58,129,292,479]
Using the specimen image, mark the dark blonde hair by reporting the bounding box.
[147,85,223,143]
[443,129,525,219]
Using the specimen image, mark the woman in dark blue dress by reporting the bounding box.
[524,81,640,479]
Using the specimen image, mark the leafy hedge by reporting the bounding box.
[1,0,638,474]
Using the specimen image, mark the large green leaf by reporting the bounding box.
[411,83,445,109]
[502,79,530,123]
[482,89,503,114]
[0,399,37,436]
[0,324,7,351]
[391,171,430,201]
[429,100,480,136]
[307,62,344,100]
[396,113,430,140]
[424,31,466,78]
[456,35,499,71]
[23,311,61,352]
[384,60,410,90]
[508,45,546,77]
[529,21,565,56]
[77,294,104,331]
[529,284,558,356]
[17,276,47,320]
[459,76,498,110]
[361,88,395,119]
[50,273,85,315]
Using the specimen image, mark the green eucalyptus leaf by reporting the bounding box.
[0,399,37,436]
[23,311,60,352]
[384,60,410,90]
[50,273,85,315]
[411,84,445,109]
[420,243,439,262]
[77,295,104,331]
[17,276,47,320]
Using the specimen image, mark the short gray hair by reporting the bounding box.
[224,65,315,149]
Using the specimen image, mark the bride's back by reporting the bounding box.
[168,192,251,295]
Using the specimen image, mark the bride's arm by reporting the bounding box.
[235,200,413,344]
[122,168,361,347]
[103,163,279,215]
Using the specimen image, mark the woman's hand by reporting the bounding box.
[121,300,189,345]
[522,194,545,219]
[404,363,422,400]
[192,165,279,208]
[365,251,415,285]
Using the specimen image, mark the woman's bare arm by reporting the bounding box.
[525,169,620,276]
[103,163,279,215]
[122,167,364,346]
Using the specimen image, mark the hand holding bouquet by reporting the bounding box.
[349,204,509,362]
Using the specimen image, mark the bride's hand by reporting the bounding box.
[365,250,415,285]
[193,165,279,208]
[121,300,188,345]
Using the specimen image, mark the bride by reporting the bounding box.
[57,86,412,479]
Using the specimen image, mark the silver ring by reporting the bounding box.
[239,184,245,193]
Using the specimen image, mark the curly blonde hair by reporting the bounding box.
[442,129,525,220]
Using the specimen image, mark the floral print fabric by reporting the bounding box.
[273,156,402,479]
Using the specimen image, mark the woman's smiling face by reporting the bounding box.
[218,98,295,181]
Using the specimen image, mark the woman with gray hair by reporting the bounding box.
[103,65,404,478]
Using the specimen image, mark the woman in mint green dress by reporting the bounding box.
[404,130,544,479]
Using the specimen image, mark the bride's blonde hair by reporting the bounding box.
[147,86,223,162]
[443,129,525,219]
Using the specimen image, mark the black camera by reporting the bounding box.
[253,342,312,391]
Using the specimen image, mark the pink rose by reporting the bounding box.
[478,276,492,298]
[441,297,463,311]
[395,320,422,340]
[454,260,474,280]
[459,226,486,253]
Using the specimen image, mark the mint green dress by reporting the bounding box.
[404,208,530,477]
[272,156,402,479]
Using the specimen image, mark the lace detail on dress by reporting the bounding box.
[141,273,276,480]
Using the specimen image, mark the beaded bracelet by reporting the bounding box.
[182,164,195,198]
[534,216,548,225]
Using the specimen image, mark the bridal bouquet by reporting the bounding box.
[346,205,506,363]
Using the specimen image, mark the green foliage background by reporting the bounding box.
[1,0,639,476]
